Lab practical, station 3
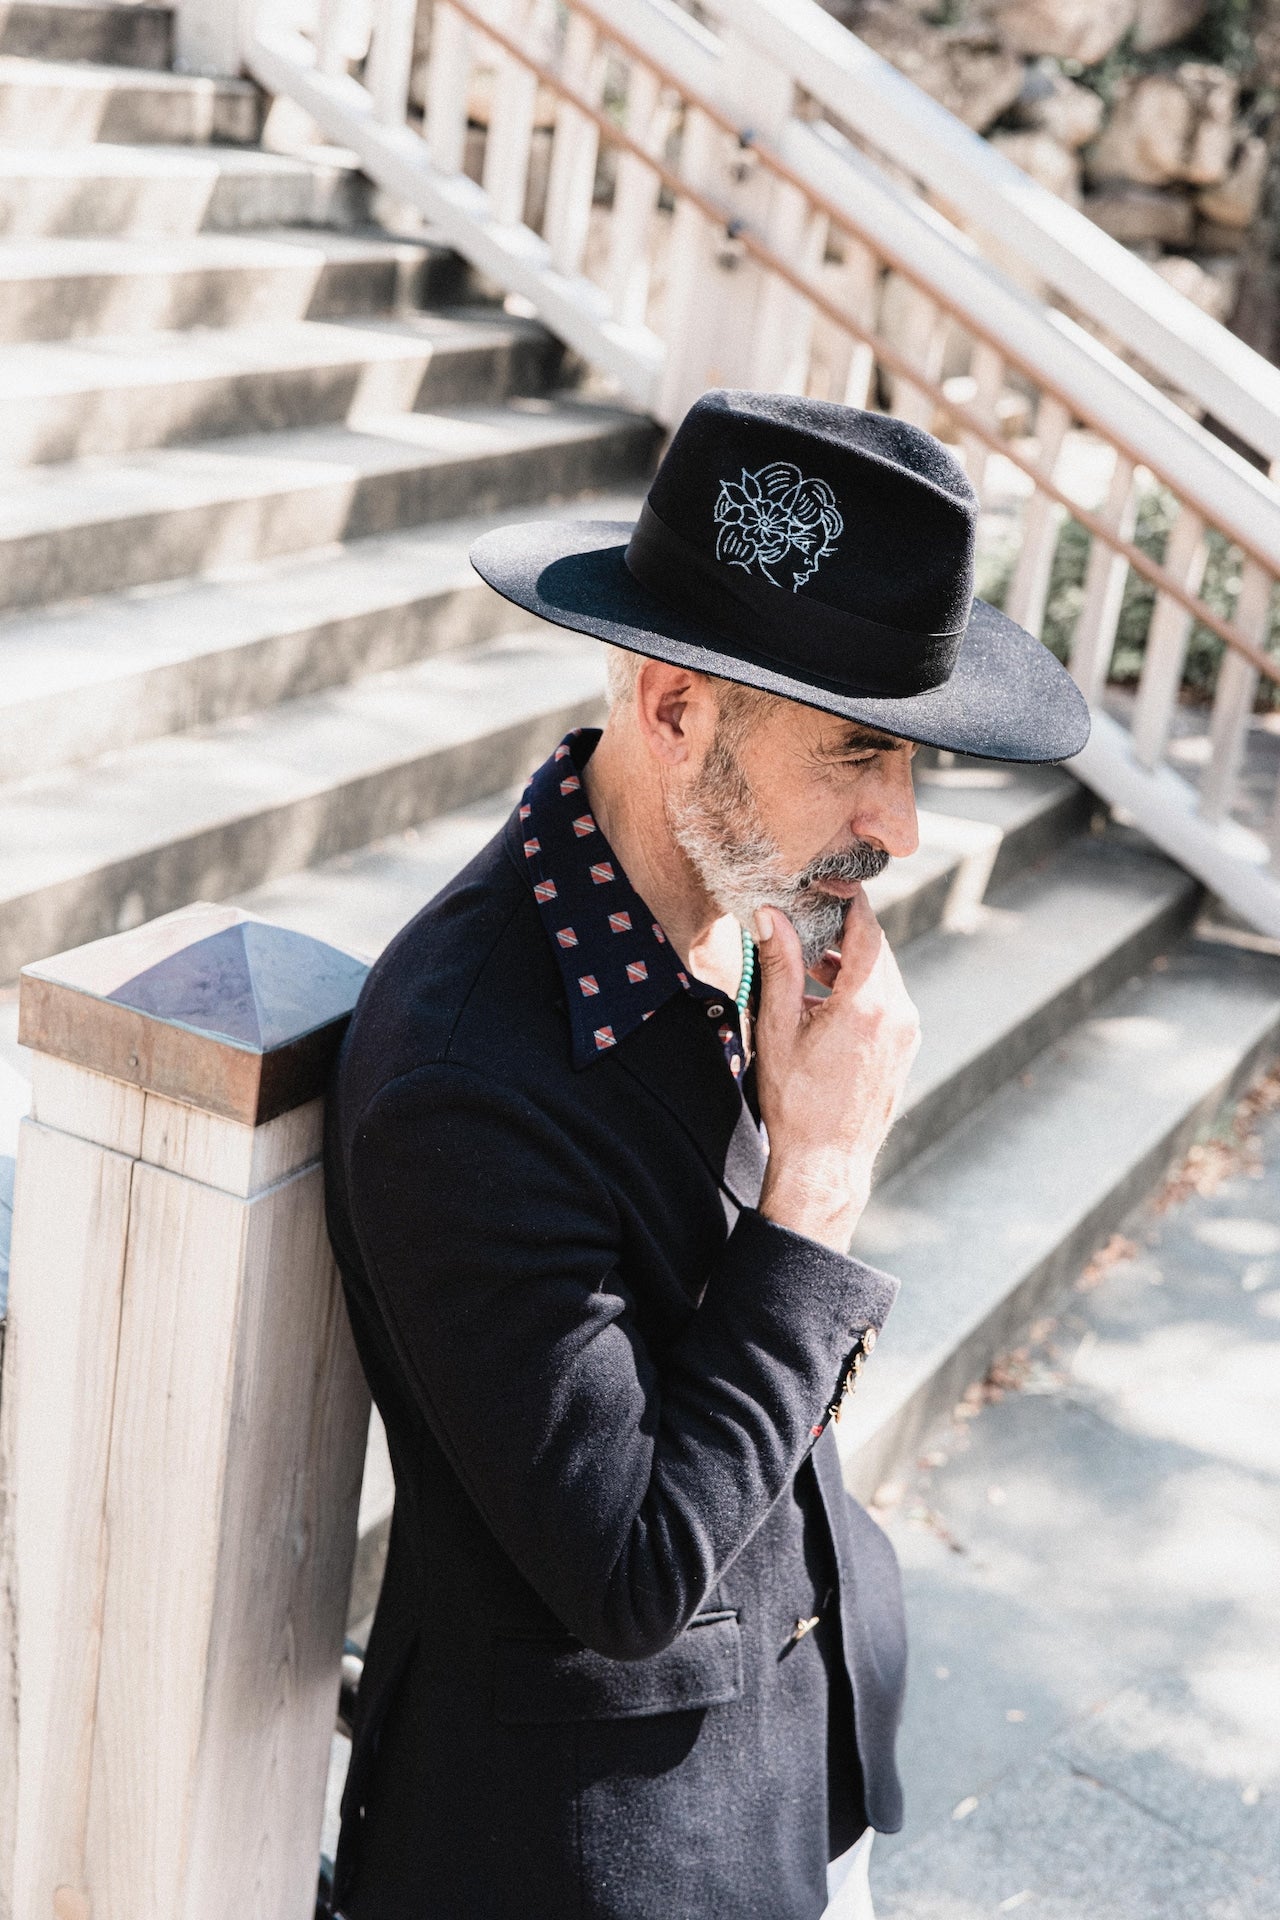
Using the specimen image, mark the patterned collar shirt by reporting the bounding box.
[518,725,759,1083]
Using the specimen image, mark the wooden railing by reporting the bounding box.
[184,0,1280,934]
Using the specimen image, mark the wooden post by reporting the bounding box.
[0,904,372,1920]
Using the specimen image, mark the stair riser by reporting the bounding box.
[0,421,656,610]
[1,580,535,784]
[844,1013,1280,1505]
[0,693,604,981]
[878,879,1201,1183]
[0,77,262,149]
[0,4,173,68]
[0,334,566,468]
[0,248,472,346]
[0,164,374,241]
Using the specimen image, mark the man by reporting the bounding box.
[323,389,1090,1919]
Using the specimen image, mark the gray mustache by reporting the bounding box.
[798,842,890,887]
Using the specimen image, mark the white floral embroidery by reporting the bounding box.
[713,462,843,590]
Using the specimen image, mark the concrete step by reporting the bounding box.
[0,491,647,782]
[0,395,659,610]
[0,2,172,69]
[882,830,1200,1182]
[0,626,607,980]
[0,55,261,146]
[0,310,565,466]
[0,228,475,343]
[0,143,373,238]
[839,933,1280,1503]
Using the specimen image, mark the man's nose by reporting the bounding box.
[857,754,919,860]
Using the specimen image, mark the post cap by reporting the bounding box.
[19,904,370,1126]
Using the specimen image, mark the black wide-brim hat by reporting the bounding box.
[470,389,1090,763]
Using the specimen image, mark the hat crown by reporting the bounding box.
[645,389,977,639]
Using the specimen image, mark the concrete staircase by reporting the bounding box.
[0,3,1277,1675]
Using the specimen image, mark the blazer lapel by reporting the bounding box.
[615,1003,765,1211]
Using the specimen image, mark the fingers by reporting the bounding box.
[754,905,807,1030]
[826,889,886,999]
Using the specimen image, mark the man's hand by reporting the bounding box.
[753,893,921,1253]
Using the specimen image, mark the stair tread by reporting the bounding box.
[0,53,252,93]
[0,142,343,181]
[0,225,443,279]
[0,394,648,539]
[0,493,644,714]
[0,628,606,904]
[898,831,1195,1121]
[0,308,550,403]
[839,935,1280,1472]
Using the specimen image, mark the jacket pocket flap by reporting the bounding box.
[493,1610,742,1724]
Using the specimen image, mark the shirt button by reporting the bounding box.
[706,1002,725,1018]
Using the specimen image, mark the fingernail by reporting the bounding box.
[756,907,773,941]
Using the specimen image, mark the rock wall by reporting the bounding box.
[824,0,1276,358]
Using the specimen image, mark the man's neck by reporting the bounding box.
[581,722,746,1001]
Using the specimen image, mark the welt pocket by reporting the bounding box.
[491,1609,743,1724]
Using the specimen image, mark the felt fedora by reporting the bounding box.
[469,388,1091,763]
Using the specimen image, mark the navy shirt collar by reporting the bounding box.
[516,726,753,1075]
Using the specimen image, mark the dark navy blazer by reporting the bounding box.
[323,733,910,1920]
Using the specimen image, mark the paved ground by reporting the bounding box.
[867,1058,1280,1920]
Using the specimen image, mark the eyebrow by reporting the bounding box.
[829,725,910,754]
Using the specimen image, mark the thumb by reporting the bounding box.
[753,905,806,1030]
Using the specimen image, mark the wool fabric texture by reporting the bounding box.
[322,765,910,1920]
[469,387,1092,763]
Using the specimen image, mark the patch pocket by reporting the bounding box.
[492,1610,742,1724]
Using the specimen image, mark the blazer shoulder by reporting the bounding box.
[333,815,574,1125]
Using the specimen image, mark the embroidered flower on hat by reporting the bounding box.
[713,461,843,592]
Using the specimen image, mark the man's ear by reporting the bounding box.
[632,661,715,767]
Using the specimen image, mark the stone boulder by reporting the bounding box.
[1084,65,1239,188]
[1131,0,1208,51]
[1085,183,1195,245]
[851,2,1026,131]
[989,128,1083,203]
[1154,252,1238,321]
[1010,62,1106,149]
[980,0,1134,66]
[1196,135,1270,228]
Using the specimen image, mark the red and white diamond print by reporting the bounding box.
[559,774,581,796]
[589,862,614,885]
[571,813,596,838]
[523,837,540,858]
[518,802,531,821]
[533,879,557,903]
[626,960,648,985]
[593,1025,617,1050]
[607,911,632,934]
[578,975,600,996]
[651,922,666,944]
[556,928,578,948]
[555,744,571,761]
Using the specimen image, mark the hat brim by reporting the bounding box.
[470,519,1090,764]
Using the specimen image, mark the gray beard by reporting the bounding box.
[664,730,890,971]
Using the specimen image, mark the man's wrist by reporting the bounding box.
[758,1157,868,1255]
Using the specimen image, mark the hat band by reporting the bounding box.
[623,499,966,698]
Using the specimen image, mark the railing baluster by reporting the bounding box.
[960,341,1006,500]
[366,0,419,126]
[605,63,667,327]
[885,280,948,431]
[425,0,473,176]
[315,0,356,74]
[1003,395,1072,636]
[481,0,542,226]
[542,9,601,274]
[747,186,825,393]
[1070,451,1138,707]
[1201,558,1273,825]
[1131,505,1208,770]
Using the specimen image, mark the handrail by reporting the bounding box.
[697,0,1280,472]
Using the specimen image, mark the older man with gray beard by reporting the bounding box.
[321,389,1089,1920]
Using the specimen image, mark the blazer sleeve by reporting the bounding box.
[344,1058,901,1662]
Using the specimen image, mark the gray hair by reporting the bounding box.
[602,644,774,747]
